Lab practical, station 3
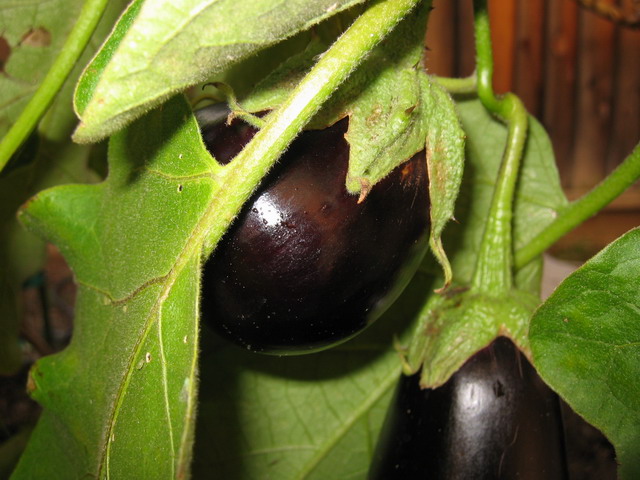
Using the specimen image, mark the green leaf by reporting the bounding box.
[0,0,130,139]
[422,79,465,289]
[0,427,31,479]
[12,96,207,479]
[193,270,437,479]
[0,0,130,374]
[0,0,83,139]
[403,97,568,387]
[240,37,331,115]
[241,3,452,200]
[73,0,145,117]
[530,227,640,479]
[337,3,431,196]
[72,0,368,143]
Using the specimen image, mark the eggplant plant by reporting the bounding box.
[0,0,638,479]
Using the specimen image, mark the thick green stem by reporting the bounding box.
[515,142,640,268]
[0,0,109,173]
[470,0,529,295]
[202,0,423,255]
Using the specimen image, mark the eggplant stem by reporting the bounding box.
[469,0,528,296]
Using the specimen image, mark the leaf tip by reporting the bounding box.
[429,235,453,291]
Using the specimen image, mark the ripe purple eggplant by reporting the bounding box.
[198,107,430,354]
[369,337,567,479]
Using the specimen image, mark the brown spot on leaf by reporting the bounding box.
[366,105,383,127]
[424,321,440,337]
[0,36,11,72]
[20,27,51,47]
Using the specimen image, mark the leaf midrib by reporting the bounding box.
[296,364,401,479]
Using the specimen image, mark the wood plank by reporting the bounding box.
[425,0,456,77]
[550,210,640,260]
[489,0,517,94]
[542,0,579,186]
[513,0,545,117]
[607,24,640,174]
[455,0,476,78]
[571,1,617,189]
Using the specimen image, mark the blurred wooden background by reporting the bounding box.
[424,0,640,258]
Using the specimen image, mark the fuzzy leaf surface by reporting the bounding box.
[530,227,640,479]
[72,0,367,143]
[12,97,208,479]
[422,79,464,288]
[0,0,130,138]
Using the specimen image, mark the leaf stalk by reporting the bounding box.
[432,74,477,95]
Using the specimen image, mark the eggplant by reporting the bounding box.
[369,337,567,479]
[199,109,430,355]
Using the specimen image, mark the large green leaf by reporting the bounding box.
[12,96,208,479]
[0,0,130,375]
[530,227,640,479]
[193,270,438,479]
[72,0,368,143]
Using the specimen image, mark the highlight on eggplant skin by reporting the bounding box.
[368,337,568,480]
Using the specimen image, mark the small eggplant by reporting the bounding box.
[369,337,567,479]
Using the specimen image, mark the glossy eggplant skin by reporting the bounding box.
[200,115,430,354]
[369,337,567,479]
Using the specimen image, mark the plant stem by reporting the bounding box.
[470,0,529,295]
[515,142,640,268]
[433,74,477,95]
[0,0,109,174]
[202,0,424,255]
